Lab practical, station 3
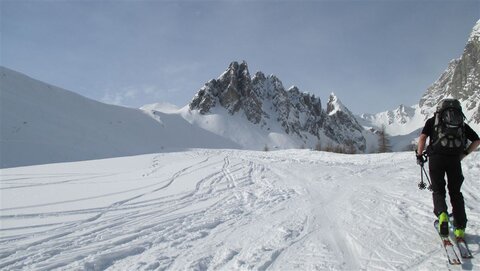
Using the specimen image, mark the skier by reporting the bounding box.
[417,99,480,238]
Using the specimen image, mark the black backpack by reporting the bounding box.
[429,99,467,155]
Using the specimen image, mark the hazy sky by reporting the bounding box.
[1,0,479,114]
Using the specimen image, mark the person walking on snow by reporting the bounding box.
[417,98,480,238]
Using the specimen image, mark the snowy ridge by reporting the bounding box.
[0,67,238,168]
[357,104,425,136]
[141,102,180,114]
[1,150,479,270]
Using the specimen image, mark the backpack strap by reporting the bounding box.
[429,112,441,146]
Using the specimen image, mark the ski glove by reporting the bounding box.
[416,153,427,166]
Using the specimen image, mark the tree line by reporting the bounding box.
[263,124,393,154]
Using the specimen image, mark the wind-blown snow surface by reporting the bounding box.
[1,150,479,270]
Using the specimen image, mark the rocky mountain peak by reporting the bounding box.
[392,104,415,124]
[419,21,480,126]
[326,93,351,116]
[324,93,366,151]
[469,19,480,42]
[326,93,339,115]
[394,104,415,116]
[189,61,367,152]
[189,61,261,120]
[251,71,285,100]
[253,71,266,81]
[223,61,251,84]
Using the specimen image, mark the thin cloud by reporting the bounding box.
[101,85,179,107]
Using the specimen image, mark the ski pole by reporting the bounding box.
[421,164,433,191]
[418,165,427,190]
[417,151,432,191]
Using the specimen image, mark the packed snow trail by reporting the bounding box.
[1,150,479,270]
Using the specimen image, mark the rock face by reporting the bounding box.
[189,61,366,152]
[190,62,263,122]
[419,19,480,125]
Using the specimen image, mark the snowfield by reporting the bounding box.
[1,150,479,270]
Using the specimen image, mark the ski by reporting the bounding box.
[448,215,473,259]
[434,220,461,265]
[455,237,473,259]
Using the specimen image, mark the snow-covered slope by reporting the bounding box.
[0,67,238,168]
[358,20,480,150]
[143,103,290,150]
[1,150,479,270]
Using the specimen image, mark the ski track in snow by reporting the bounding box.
[0,150,479,270]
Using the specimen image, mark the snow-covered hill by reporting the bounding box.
[358,20,480,150]
[0,67,239,168]
[1,150,479,270]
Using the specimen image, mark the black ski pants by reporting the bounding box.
[428,155,467,229]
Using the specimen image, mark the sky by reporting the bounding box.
[1,0,479,114]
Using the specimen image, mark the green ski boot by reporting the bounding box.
[454,228,465,239]
[438,212,449,236]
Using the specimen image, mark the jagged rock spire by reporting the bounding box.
[189,61,366,152]
[190,61,262,123]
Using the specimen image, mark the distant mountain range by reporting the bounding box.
[1,20,478,168]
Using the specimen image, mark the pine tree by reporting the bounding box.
[377,125,392,153]
[315,141,322,151]
[345,140,357,154]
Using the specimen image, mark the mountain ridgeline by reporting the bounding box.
[188,19,480,153]
[2,21,479,167]
[419,20,480,125]
[189,61,366,152]
[360,20,480,138]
